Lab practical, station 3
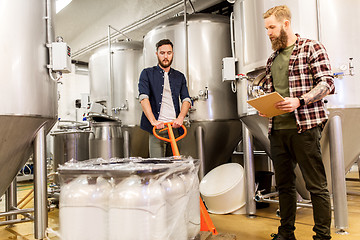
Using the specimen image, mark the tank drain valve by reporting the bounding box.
[112,100,129,113]
[192,87,208,101]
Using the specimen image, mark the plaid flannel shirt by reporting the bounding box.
[263,34,335,133]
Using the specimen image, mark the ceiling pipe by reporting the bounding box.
[184,0,189,84]
[72,1,184,59]
[72,0,223,59]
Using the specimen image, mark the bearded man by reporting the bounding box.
[261,5,335,240]
[138,39,191,157]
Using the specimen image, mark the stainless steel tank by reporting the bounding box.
[143,14,242,175]
[0,0,57,196]
[317,0,360,201]
[233,0,318,117]
[89,41,143,124]
[232,0,360,202]
[144,14,238,121]
[88,41,149,157]
[89,121,123,159]
[51,121,91,183]
[231,0,323,200]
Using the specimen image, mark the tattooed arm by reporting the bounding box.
[274,83,330,113]
[302,83,330,105]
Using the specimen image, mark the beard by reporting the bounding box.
[271,28,288,51]
[158,57,173,68]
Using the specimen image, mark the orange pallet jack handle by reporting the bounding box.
[152,122,187,157]
[153,122,218,235]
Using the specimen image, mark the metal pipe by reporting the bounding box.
[184,0,189,85]
[107,25,114,116]
[5,180,17,221]
[329,115,349,232]
[257,191,279,199]
[243,125,256,216]
[230,12,235,58]
[46,0,53,48]
[123,130,130,158]
[9,207,34,221]
[45,0,60,82]
[72,1,184,59]
[256,198,314,208]
[254,192,335,210]
[0,208,34,218]
[233,150,267,155]
[0,218,33,227]
[34,125,48,240]
[0,208,34,219]
[316,0,322,41]
[196,126,205,179]
[188,0,196,13]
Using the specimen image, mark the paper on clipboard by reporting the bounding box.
[247,92,287,117]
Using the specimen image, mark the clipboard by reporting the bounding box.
[247,92,287,117]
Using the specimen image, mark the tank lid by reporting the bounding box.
[87,113,120,123]
[57,120,89,130]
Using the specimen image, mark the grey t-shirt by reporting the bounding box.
[158,72,176,122]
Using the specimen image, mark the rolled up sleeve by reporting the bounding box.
[138,69,150,100]
[179,74,191,103]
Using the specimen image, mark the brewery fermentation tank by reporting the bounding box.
[89,41,143,124]
[232,0,360,187]
[144,14,238,121]
[88,41,148,157]
[0,0,57,196]
[143,14,242,176]
[231,2,360,228]
[317,0,360,175]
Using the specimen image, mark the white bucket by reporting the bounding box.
[199,163,246,214]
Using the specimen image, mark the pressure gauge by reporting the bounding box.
[340,64,347,71]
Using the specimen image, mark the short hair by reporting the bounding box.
[156,39,173,51]
[263,5,291,22]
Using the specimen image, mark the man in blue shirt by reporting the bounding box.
[138,39,191,157]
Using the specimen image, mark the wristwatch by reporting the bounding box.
[298,97,305,106]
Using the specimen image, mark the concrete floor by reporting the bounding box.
[1,172,360,240]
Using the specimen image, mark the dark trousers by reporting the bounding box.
[269,126,331,240]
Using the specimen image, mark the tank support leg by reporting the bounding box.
[123,130,130,158]
[329,115,349,233]
[5,179,17,223]
[34,125,48,240]
[196,126,205,179]
[243,125,256,217]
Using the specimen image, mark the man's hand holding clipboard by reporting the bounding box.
[247,92,288,117]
